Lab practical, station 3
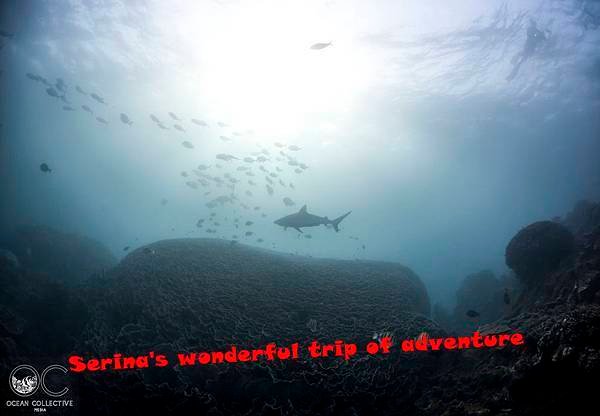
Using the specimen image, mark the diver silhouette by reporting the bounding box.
[506,20,548,81]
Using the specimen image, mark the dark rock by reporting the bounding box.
[412,303,600,416]
[561,200,600,238]
[0,259,90,378]
[0,248,19,269]
[453,270,504,330]
[507,304,600,415]
[505,221,575,282]
[5,225,116,284]
[571,228,600,303]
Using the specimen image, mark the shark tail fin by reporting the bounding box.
[331,211,351,232]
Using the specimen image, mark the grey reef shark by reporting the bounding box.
[274,205,351,233]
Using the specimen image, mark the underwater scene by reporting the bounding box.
[1,1,599,415]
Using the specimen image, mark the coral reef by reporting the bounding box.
[452,270,504,331]
[1,203,599,415]
[72,239,435,415]
[505,221,575,282]
[561,199,600,237]
[418,213,600,415]
[0,258,90,378]
[2,225,117,284]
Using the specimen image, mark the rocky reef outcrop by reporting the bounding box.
[561,199,600,237]
[418,203,600,416]
[2,225,117,284]
[505,221,575,282]
[452,270,505,331]
[0,257,90,380]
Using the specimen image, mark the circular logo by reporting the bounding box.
[9,365,40,397]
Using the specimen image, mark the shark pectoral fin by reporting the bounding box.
[294,227,303,233]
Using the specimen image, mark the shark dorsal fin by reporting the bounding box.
[299,205,307,214]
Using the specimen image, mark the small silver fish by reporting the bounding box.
[191,118,208,126]
[310,42,332,50]
[120,113,133,125]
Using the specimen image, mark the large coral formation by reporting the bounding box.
[3,225,116,284]
[505,221,575,281]
[73,239,436,415]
